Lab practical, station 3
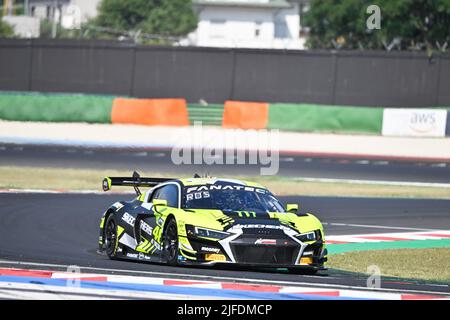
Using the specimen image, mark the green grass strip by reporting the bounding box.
[327,238,450,255]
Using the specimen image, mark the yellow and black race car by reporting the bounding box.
[98,172,327,273]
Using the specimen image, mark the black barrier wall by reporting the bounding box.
[0,39,449,107]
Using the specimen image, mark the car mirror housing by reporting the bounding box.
[152,199,168,207]
[286,203,299,213]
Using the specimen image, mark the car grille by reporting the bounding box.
[231,244,298,265]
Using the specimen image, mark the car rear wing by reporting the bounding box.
[102,171,174,195]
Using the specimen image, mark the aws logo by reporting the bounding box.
[409,112,436,133]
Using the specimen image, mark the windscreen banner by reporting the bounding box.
[382,108,448,137]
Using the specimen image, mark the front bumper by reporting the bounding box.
[182,235,327,268]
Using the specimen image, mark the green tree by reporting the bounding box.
[91,0,198,38]
[304,0,450,51]
[0,17,14,38]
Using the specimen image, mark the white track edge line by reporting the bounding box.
[0,260,448,296]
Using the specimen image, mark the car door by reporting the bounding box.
[135,184,180,259]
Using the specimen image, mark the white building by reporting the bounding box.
[3,0,311,49]
[2,15,40,38]
[185,0,309,50]
[27,0,100,24]
[2,0,101,37]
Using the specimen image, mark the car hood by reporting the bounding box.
[184,209,321,234]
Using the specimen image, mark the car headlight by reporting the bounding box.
[186,225,230,240]
[295,231,318,242]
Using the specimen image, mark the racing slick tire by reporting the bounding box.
[163,218,179,266]
[104,215,119,259]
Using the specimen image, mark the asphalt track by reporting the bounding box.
[0,193,449,295]
[1,144,450,183]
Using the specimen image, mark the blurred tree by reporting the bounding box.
[92,0,198,37]
[304,0,450,51]
[0,17,14,38]
[39,19,83,39]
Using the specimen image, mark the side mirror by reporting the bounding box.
[152,199,168,207]
[286,204,299,213]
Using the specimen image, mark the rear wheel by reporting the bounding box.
[105,215,118,259]
[163,218,179,266]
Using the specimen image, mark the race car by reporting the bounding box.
[98,172,327,273]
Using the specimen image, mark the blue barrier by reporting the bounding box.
[446,111,450,136]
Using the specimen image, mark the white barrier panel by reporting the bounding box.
[382,108,447,137]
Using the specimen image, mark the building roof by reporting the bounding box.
[193,0,292,9]
[28,0,71,4]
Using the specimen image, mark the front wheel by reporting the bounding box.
[104,215,118,259]
[163,218,179,266]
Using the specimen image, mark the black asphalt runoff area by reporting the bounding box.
[0,193,449,294]
[1,144,450,183]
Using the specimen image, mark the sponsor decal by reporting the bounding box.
[138,253,152,261]
[201,246,221,253]
[112,202,124,210]
[140,220,153,236]
[236,211,256,218]
[233,224,292,232]
[151,239,162,251]
[130,252,152,261]
[186,191,210,201]
[254,239,277,245]
[186,185,267,194]
[382,109,447,137]
[121,212,135,226]
[153,226,163,242]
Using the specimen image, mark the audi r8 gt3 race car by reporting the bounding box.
[98,172,327,273]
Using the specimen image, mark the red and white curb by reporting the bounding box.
[0,268,448,300]
[326,230,450,244]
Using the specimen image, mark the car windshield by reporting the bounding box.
[182,183,285,212]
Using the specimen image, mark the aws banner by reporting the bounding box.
[382,109,448,137]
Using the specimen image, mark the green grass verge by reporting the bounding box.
[0,166,449,199]
[327,239,450,255]
[327,247,450,283]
